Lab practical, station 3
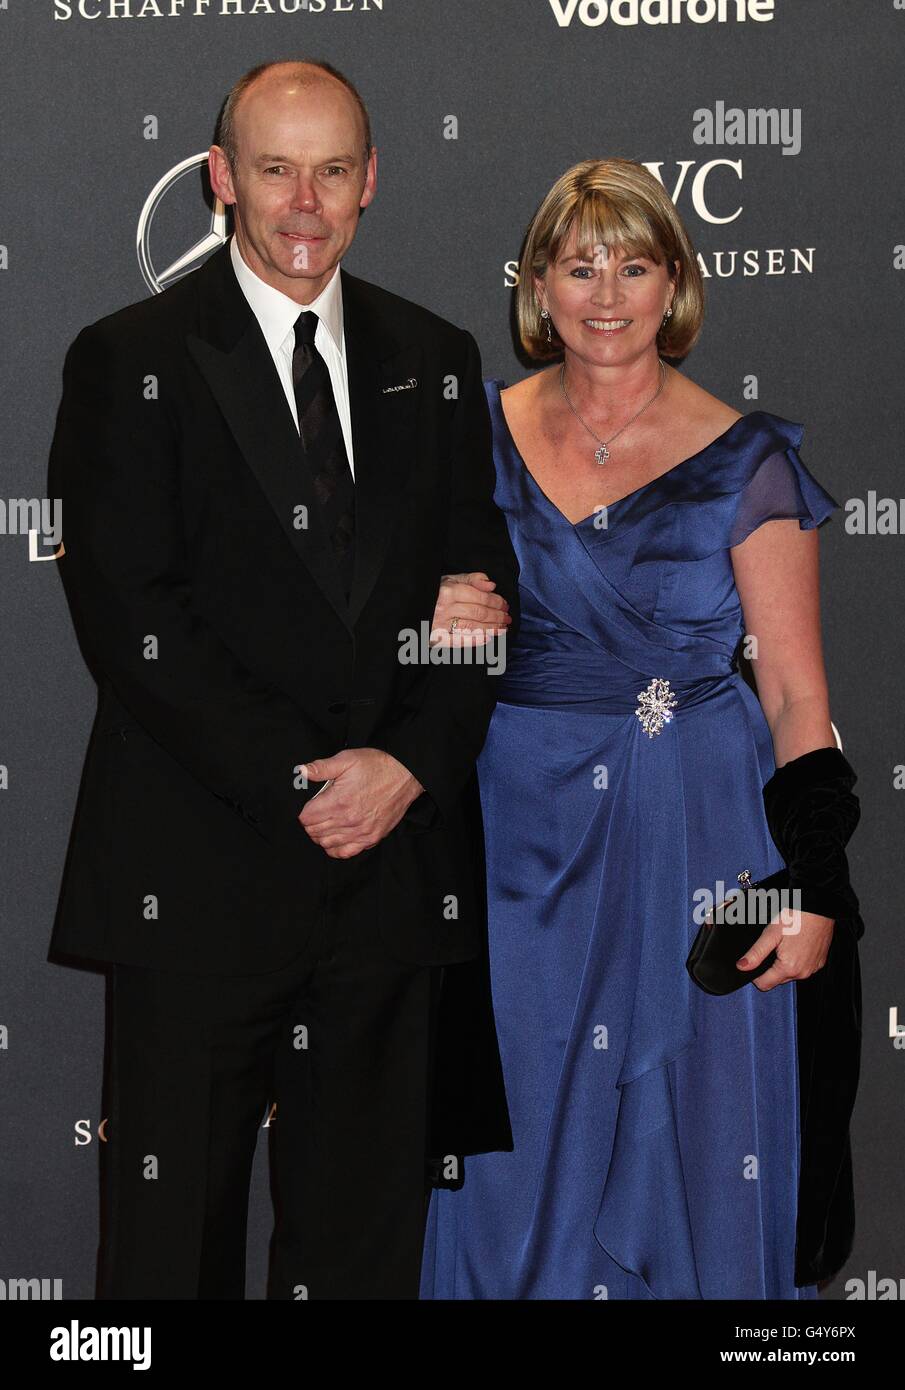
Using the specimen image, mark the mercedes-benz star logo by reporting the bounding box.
[137,153,228,295]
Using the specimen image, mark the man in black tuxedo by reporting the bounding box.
[48,59,519,1299]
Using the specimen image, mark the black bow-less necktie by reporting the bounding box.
[291,310,355,597]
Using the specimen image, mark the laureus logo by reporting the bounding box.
[136,152,227,295]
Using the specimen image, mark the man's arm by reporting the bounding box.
[371,328,520,829]
[51,323,330,853]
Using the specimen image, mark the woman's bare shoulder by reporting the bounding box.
[667,369,743,444]
[500,368,557,405]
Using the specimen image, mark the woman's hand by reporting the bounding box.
[429,571,512,646]
[736,909,835,991]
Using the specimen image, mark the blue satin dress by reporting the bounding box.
[420,379,837,1301]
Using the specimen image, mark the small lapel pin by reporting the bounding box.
[381,377,418,394]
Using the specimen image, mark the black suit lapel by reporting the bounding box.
[186,244,421,633]
[341,268,421,627]
[186,245,349,628]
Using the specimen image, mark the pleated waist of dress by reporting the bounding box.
[496,646,740,719]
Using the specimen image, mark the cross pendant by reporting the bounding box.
[595,442,610,465]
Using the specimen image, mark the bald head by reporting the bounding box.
[218,60,372,173]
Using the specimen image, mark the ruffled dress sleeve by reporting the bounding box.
[728,423,838,548]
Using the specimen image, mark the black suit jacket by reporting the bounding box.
[48,241,520,987]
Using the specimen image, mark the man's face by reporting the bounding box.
[209,71,376,303]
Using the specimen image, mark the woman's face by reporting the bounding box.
[536,227,677,367]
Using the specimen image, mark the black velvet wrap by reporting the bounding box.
[763,746,864,936]
[762,745,864,1287]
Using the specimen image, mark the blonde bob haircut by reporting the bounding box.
[516,157,705,362]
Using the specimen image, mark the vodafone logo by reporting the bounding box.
[548,0,775,25]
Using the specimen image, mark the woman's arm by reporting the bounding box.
[730,518,835,764]
[729,517,837,989]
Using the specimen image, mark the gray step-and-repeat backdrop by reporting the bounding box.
[2,0,902,1302]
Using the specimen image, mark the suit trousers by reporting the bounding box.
[97,856,443,1300]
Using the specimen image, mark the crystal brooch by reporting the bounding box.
[635,677,678,737]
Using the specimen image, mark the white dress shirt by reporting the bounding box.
[229,234,355,479]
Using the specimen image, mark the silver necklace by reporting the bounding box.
[559,358,668,465]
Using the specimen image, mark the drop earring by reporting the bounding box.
[541,307,552,344]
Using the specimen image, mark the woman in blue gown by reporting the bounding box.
[420,159,845,1300]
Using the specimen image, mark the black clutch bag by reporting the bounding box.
[686,868,789,995]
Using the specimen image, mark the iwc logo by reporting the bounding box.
[136,152,227,295]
